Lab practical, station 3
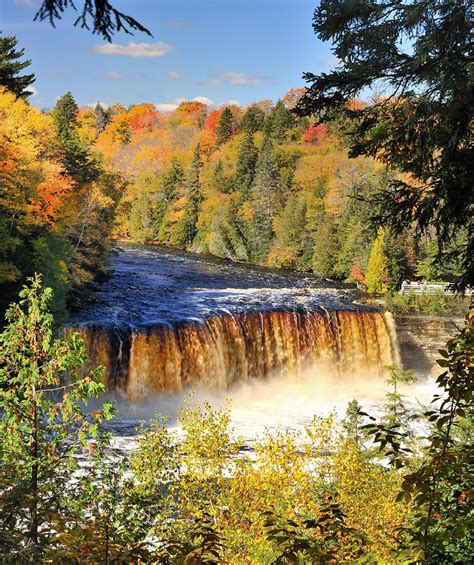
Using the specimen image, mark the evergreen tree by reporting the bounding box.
[264,100,294,142]
[384,229,410,290]
[250,138,280,259]
[161,157,184,203]
[343,399,364,446]
[153,158,184,237]
[93,102,110,135]
[365,228,389,294]
[273,193,307,252]
[312,212,339,277]
[211,160,234,194]
[0,33,35,98]
[52,92,99,184]
[298,0,473,288]
[235,132,258,198]
[215,107,234,147]
[129,189,153,243]
[239,104,265,134]
[179,143,203,246]
[52,91,79,139]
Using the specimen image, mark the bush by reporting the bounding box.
[386,290,470,316]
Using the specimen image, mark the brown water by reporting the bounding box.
[69,244,399,402]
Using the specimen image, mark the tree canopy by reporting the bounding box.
[297,0,473,289]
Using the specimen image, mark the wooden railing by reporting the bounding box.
[399,282,472,295]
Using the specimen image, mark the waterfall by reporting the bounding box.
[71,309,399,402]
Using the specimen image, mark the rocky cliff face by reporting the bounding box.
[395,316,463,377]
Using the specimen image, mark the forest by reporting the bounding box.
[1,78,467,323]
[0,0,473,563]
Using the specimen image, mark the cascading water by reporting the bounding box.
[68,244,400,402]
[74,309,399,401]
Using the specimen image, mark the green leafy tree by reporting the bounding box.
[215,106,235,147]
[235,131,258,198]
[297,0,473,288]
[0,33,35,98]
[0,275,115,561]
[364,314,474,562]
[365,228,389,294]
[383,365,417,442]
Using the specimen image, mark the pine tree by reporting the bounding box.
[52,92,79,139]
[298,0,473,288]
[239,104,265,134]
[180,143,203,246]
[211,160,234,194]
[365,228,389,294]
[93,102,110,135]
[162,157,185,202]
[0,33,35,98]
[273,193,307,251]
[235,132,258,199]
[312,212,339,277]
[129,189,153,243]
[153,158,184,237]
[215,107,234,147]
[52,92,99,183]
[264,100,294,142]
[250,138,280,259]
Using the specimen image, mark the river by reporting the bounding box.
[69,244,437,445]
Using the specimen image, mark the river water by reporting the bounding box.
[70,244,437,446]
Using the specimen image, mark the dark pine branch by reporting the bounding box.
[34,0,152,42]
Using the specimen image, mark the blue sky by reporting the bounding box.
[2,0,335,110]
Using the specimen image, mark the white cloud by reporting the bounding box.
[192,96,214,106]
[93,42,174,58]
[155,97,186,112]
[156,103,180,112]
[104,71,126,80]
[167,70,186,80]
[85,101,110,109]
[25,86,38,97]
[200,72,265,86]
[155,96,215,113]
[14,0,37,8]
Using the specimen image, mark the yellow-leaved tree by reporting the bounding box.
[365,228,389,294]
